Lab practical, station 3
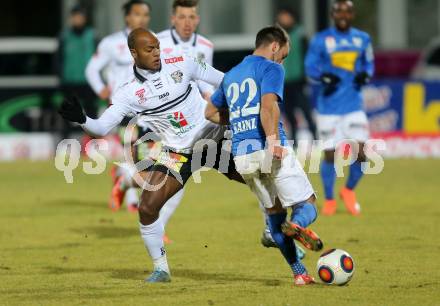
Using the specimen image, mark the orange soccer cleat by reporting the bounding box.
[294,274,316,286]
[281,221,323,252]
[110,165,118,184]
[322,199,337,216]
[108,176,126,212]
[339,187,361,216]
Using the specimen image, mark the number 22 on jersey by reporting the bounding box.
[226,78,260,120]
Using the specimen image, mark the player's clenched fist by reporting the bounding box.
[58,96,86,124]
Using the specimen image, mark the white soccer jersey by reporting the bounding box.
[82,54,225,152]
[85,29,133,96]
[157,28,214,94]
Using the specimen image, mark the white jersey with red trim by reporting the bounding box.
[157,29,214,94]
[82,54,225,153]
[85,29,133,95]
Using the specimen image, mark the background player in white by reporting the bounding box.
[85,0,151,212]
[59,29,245,283]
[205,25,322,285]
[147,0,214,238]
[157,0,214,97]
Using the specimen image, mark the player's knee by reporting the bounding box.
[324,150,335,163]
[357,147,367,163]
[138,196,159,219]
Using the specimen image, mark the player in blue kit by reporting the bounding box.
[305,0,374,216]
[205,26,323,285]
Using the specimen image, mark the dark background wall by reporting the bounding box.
[0,0,61,36]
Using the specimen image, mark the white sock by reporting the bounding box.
[258,201,270,231]
[125,188,139,206]
[159,188,185,228]
[139,219,170,274]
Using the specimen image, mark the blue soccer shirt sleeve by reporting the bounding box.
[361,35,375,77]
[260,63,285,102]
[210,84,228,109]
[305,35,324,81]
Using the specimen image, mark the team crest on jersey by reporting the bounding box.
[325,36,337,52]
[135,88,147,104]
[170,70,183,83]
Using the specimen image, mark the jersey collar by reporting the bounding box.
[133,65,161,83]
[170,27,197,47]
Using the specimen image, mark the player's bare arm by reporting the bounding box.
[205,100,229,125]
[260,93,285,160]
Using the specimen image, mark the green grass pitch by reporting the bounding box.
[0,159,439,305]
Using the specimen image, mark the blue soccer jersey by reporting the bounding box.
[211,55,288,156]
[305,27,374,115]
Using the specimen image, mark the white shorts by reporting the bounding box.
[317,111,369,150]
[234,149,315,209]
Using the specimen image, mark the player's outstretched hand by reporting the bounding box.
[354,72,371,90]
[320,73,340,96]
[58,96,86,124]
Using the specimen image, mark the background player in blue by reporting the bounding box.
[305,0,374,216]
[205,26,323,286]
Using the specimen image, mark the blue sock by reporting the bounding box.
[320,160,336,200]
[267,212,293,264]
[291,202,317,228]
[346,161,364,190]
[267,212,306,275]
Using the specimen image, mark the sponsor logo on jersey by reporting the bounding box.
[152,78,164,90]
[159,92,170,100]
[165,56,184,64]
[135,88,147,104]
[330,51,359,72]
[168,112,188,128]
[168,112,195,136]
[171,70,183,83]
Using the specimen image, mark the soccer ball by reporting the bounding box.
[317,249,355,285]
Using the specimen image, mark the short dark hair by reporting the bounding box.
[70,5,86,16]
[277,7,296,19]
[122,0,151,16]
[255,25,289,49]
[172,0,199,13]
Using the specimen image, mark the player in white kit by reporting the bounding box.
[137,0,215,238]
[85,0,152,212]
[59,29,245,283]
[157,0,214,97]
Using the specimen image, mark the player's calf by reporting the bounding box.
[282,199,324,252]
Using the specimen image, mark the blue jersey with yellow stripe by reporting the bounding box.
[305,27,374,115]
